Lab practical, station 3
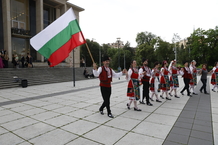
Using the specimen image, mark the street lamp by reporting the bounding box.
[117,37,121,72]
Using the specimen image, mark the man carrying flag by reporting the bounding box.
[93,56,127,118]
[30,8,86,67]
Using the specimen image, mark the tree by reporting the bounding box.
[80,39,101,67]
[136,31,156,46]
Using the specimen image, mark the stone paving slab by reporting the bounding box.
[0,76,217,144]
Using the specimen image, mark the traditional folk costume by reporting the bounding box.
[180,66,192,96]
[211,66,218,92]
[169,66,179,89]
[168,60,180,98]
[160,63,171,100]
[93,56,123,118]
[126,67,141,111]
[189,61,198,95]
[139,59,153,106]
[150,67,162,102]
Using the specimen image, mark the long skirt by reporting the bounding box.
[160,75,170,91]
[170,74,179,89]
[127,79,140,100]
[211,73,216,85]
[190,73,197,86]
[150,77,158,94]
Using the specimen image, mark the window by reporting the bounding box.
[11,0,29,30]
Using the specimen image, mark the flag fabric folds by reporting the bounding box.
[30,8,86,67]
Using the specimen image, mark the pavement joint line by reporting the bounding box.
[113,94,180,144]
[0,125,34,145]
[0,80,126,107]
[163,80,214,145]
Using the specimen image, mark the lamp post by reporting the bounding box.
[117,37,121,71]
[124,50,126,69]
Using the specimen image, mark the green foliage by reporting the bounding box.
[80,26,218,69]
[186,26,218,67]
[80,39,101,66]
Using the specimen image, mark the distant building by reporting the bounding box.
[0,0,84,67]
[108,40,124,48]
[178,39,188,49]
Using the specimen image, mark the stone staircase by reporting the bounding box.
[0,67,94,89]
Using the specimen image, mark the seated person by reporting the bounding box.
[83,68,90,78]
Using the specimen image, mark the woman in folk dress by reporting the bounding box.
[160,60,171,100]
[126,60,144,111]
[211,62,218,92]
[150,62,162,102]
[168,60,180,98]
[189,60,198,95]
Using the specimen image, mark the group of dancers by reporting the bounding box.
[126,59,218,111]
[93,56,218,118]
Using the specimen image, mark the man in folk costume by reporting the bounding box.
[139,58,153,106]
[180,61,192,97]
[160,60,171,100]
[126,60,143,111]
[211,62,218,92]
[93,56,127,118]
[150,62,162,102]
[189,60,198,95]
[168,60,180,98]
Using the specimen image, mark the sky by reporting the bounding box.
[69,0,218,47]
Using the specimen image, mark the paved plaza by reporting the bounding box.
[0,75,217,145]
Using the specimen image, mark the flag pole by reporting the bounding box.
[73,49,75,87]
[85,43,95,64]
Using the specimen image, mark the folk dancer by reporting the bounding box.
[126,60,143,111]
[93,55,127,118]
[149,62,162,102]
[180,61,192,97]
[160,60,171,100]
[139,58,153,106]
[199,64,209,94]
[189,60,198,95]
[168,60,180,98]
[211,62,218,92]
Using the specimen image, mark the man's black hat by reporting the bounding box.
[142,58,148,63]
[102,55,110,62]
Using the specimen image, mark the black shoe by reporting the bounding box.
[180,92,184,95]
[150,97,154,101]
[147,102,153,106]
[99,110,104,115]
[200,90,202,93]
[108,113,114,118]
[127,103,130,110]
[175,95,180,98]
[134,107,142,111]
[204,92,210,95]
[166,97,171,100]
[160,95,164,99]
[193,92,198,95]
[188,94,192,97]
[156,99,162,103]
[169,93,172,97]
[212,89,216,92]
[139,101,145,104]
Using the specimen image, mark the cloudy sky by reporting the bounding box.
[69,0,218,47]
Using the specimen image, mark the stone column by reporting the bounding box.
[56,8,60,19]
[2,0,12,61]
[35,0,44,62]
[60,4,67,15]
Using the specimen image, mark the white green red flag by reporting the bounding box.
[30,8,86,67]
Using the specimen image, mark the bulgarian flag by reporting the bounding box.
[30,8,86,67]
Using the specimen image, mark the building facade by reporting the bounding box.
[0,0,84,67]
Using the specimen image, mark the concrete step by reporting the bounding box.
[0,67,94,89]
